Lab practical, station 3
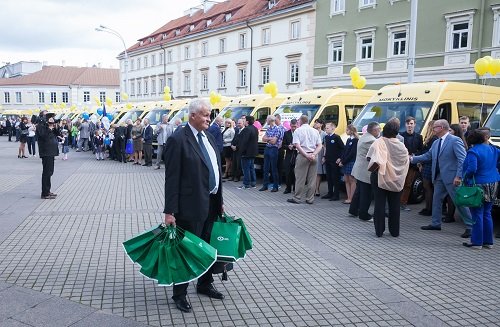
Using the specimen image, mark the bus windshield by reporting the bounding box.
[218,106,254,121]
[353,101,434,134]
[484,102,500,137]
[264,104,321,129]
[143,109,170,125]
[118,110,144,124]
[170,107,189,124]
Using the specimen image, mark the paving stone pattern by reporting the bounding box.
[0,139,499,326]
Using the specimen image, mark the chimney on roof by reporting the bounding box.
[184,7,201,17]
[203,0,216,12]
[98,62,101,68]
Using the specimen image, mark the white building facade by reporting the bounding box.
[120,0,316,101]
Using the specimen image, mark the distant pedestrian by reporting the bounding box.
[314,119,326,197]
[59,130,69,161]
[142,118,153,167]
[6,117,13,141]
[18,117,29,158]
[322,122,344,201]
[339,124,359,204]
[27,120,37,157]
[237,116,258,189]
[418,120,438,217]
[77,119,90,152]
[36,114,60,199]
[260,115,283,192]
[155,114,174,169]
[230,118,245,182]
[221,118,235,179]
[400,116,423,211]
[131,118,143,165]
[93,130,105,160]
[282,119,298,194]
[207,116,224,154]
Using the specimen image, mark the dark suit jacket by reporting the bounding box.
[163,125,223,226]
[207,123,223,153]
[143,125,153,144]
[238,125,258,158]
[282,130,295,166]
[324,133,344,162]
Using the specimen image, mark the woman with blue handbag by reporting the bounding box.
[462,128,500,249]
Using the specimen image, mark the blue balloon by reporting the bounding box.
[106,113,113,121]
[96,108,103,116]
[82,113,89,120]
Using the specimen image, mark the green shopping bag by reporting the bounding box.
[122,224,165,262]
[210,221,242,262]
[216,213,253,258]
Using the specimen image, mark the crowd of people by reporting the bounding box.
[4,107,499,247]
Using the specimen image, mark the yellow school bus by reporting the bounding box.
[169,96,234,126]
[352,82,500,138]
[483,101,500,207]
[216,93,287,126]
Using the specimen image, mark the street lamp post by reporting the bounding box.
[95,25,129,95]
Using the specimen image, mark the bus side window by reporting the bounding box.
[345,105,364,124]
[457,102,494,129]
[433,103,451,122]
[319,105,339,125]
[255,107,270,125]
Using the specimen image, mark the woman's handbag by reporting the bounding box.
[454,176,484,208]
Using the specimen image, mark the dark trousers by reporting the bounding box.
[371,172,401,237]
[27,137,36,155]
[284,159,296,192]
[16,128,20,141]
[231,151,242,179]
[277,148,284,185]
[114,138,126,162]
[325,161,341,198]
[41,156,55,196]
[263,147,279,189]
[241,157,256,187]
[8,127,13,141]
[349,180,373,220]
[143,143,152,165]
[172,195,218,301]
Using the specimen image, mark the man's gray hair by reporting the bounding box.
[267,115,276,122]
[126,119,133,124]
[367,122,380,133]
[300,115,309,124]
[435,119,450,129]
[188,99,211,114]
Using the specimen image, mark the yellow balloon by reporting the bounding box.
[350,67,361,81]
[163,86,171,94]
[489,59,500,76]
[263,83,271,94]
[163,93,171,101]
[483,55,493,63]
[379,123,386,129]
[355,76,367,89]
[126,103,133,109]
[61,103,67,108]
[474,58,488,76]
[121,92,129,101]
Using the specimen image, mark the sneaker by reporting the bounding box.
[258,186,268,191]
[251,185,256,189]
[483,244,493,249]
[462,242,482,250]
[237,185,250,190]
[400,205,411,211]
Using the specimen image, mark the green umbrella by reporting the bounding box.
[123,225,218,286]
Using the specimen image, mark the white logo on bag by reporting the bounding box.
[217,236,229,241]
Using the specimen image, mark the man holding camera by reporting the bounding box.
[36,111,60,199]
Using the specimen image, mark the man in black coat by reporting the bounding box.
[230,118,245,182]
[237,116,259,189]
[400,116,423,211]
[163,99,224,313]
[36,114,60,199]
[282,119,298,194]
[6,118,12,141]
[142,118,154,166]
[322,122,344,200]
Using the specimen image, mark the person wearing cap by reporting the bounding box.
[36,114,60,199]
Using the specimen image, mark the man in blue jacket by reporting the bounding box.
[411,119,472,238]
[207,116,224,155]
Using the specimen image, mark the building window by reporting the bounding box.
[238,68,247,87]
[392,31,407,56]
[361,37,373,59]
[225,13,231,21]
[219,71,226,88]
[115,92,121,103]
[4,92,10,103]
[130,59,135,70]
[359,0,376,9]
[15,92,22,103]
[51,92,57,103]
[239,33,247,49]
[444,11,474,52]
[144,80,149,95]
[328,33,345,64]
[137,58,141,70]
[262,28,271,45]
[290,21,300,40]
[493,5,500,47]
[219,38,226,53]
[355,28,376,61]
[261,65,270,85]
[201,73,208,90]
[202,42,208,57]
[83,91,89,102]
[330,0,345,15]
[130,82,135,96]
[159,52,164,65]
[99,92,106,103]
[159,78,164,92]
[39,92,45,103]
[151,54,156,66]
[289,62,299,83]
[144,56,148,68]
[151,79,156,94]
[184,46,190,60]
[137,81,141,95]
[184,74,191,92]
[62,92,69,103]
[167,77,173,90]
[167,50,173,63]
[268,0,277,9]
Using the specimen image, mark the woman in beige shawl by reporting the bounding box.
[367,118,409,237]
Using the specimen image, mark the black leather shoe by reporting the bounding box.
[270,188,278,192]
[418,209,432,216]
[321,194,333,199]
[197,284,224,300]
[461,229,472,238]
[41,195,56,200]
[283,189,291,194]
[49,192,57,197]
[287,198,300,204]
[421,225,441,231]
[258,186,268,191]
[173,298,192,313]
[442,216,455,223]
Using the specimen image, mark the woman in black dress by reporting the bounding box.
[18,116,29,158]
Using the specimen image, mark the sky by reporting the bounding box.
[0,0,203,69]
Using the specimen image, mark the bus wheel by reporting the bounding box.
[408,174,424,204]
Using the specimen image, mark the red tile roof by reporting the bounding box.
[0,66,120,87]
[124,0,314,54]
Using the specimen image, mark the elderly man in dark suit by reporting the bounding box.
[163,99,224,313]
[282,119,298,194]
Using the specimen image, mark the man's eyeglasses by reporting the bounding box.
[433,125,443,130]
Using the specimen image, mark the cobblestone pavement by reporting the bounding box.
[0,137,499,327]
